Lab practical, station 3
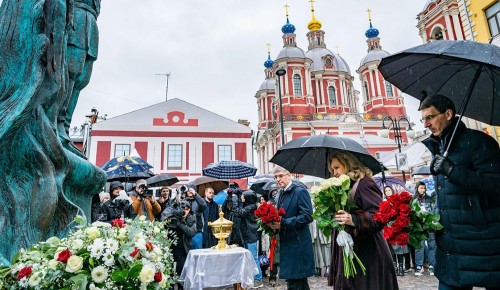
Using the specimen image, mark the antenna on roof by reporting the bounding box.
[155,72,171,101]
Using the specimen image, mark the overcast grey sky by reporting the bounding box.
[68,0,428,131]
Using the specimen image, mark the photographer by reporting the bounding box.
[161,200,196,288]
[180,185,207,249]
[129,179,161,221]
[96,181,136,223]
[156,186,173,221]
[222,187,243,246]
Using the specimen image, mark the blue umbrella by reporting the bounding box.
[101,155,154,181]
[213,190,228,205]
[202,160,257,179]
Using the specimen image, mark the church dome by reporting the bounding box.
[307,15,322,31]
[359,49,390,67]
[365,22,379,38]
[281,18,296,34]
[276,46,306,60]
[264,55,274,69]
[306,48,351,74]
[259,78,276,91]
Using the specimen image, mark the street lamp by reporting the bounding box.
[276,68,287,146]
[379,116,415,181]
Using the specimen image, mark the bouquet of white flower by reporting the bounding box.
[0,216,176,290]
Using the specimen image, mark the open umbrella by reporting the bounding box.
[379,40,500,155]
[412,165,431,176]
[202,160,257,179]
[146,174,179,187]
[102,155,154,182]
[269,134,382,179]
[188,176,229,196]
[373,176,407,194]
[249,179,273,195]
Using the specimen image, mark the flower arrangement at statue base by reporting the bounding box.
[254,202,285,271]
[374,191,443,248]
[310,175,366,278]
[0,216,176,290]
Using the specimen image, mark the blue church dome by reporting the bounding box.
[281,18,296,34]
[264,55,274,68]
[365,22,379,38]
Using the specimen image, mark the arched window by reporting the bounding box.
[293,74,302,95]
[328,86,336,106]
[325,58,332,67]
[385,80,394,97]
[364,82,370,102]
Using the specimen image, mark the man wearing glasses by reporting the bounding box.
[420,94,500,290]
[268,166,315,290]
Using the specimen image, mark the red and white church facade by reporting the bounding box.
[254,6,413,175]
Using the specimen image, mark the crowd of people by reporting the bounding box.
[90,94,500,290]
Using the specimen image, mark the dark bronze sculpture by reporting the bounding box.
[0,0,106,265]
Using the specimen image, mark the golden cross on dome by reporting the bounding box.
[335,45,341,55]
[284,2,290,17]
[266,43,271,54]
[367,8,372,22]
[309,0,315,11]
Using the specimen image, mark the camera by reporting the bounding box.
[178,185,189,194]
[164,203,186,229]
[113,198,130,210]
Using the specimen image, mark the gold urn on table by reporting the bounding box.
[208,205,234,250]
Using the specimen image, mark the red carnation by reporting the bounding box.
[112,218,124,228]
[130,247,141,259]
[56,248,72,263]
[17,266,32,280]
[154,272,163,282]
[146,242,154,252]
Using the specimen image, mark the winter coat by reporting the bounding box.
[276,182,315,279]
[184,193,207,233]
[422,118,500,288]
[203,199,220,248]
[230,190,259,243]
[222,194,244,245]
[130,193,162,221]
[327,176,398,290]
[97,198,137,223]
[176,213,197,253]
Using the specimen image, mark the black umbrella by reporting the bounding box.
[249,179,273,195]
[187,176,229,196]
[269,134,382,179]
[411,165,431,176]
[146,174,179,187]
[379,40,500,155]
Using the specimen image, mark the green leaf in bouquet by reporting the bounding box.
[112,269,129,282]
[68,273,88,290]
[431,213,441,222]
[342,179,350,191]
[89,257,94,267]
[340,194,347,206]
[318,219,331,229]
[128,263,143,279]
[74,215,87,227]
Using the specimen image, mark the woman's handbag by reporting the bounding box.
[258,254,270,267]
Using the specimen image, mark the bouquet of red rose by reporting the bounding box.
[374,191,443,248]
[254,202,285,270]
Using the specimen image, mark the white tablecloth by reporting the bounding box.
[180,247,258,290]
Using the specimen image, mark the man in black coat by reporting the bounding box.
[420,94,500,290]
[269,166,315,290]
[202,187,219,248]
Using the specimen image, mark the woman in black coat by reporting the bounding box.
[327,151,398,290]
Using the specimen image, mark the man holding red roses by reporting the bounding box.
[268,166,315,290]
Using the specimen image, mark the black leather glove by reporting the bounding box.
[430,154,454,177]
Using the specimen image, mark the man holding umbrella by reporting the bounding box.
[420,94,500,290]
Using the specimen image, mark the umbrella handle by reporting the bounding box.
[444,65,482,157]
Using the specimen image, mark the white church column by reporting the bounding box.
[368,70,376,96]
[444,13,454,40]
[374,69,382,97]
[452,13,464,40]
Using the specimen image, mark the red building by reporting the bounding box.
[255,6,413,175]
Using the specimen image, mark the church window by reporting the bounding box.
[167,144,182,169]
[218,145,232,162]
[325,58,332,67]
[317,37,321,45]
[487,2,500,37]
[364,82,370,102]
[328,86,337,106]
[293,74,303,95]
[114,144,130,157]
[385,81,394,97]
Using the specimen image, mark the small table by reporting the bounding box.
[180,247,258,290]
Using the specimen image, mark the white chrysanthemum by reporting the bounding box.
[92,221,111,228]
[153,226,161,234]
[71,239,84,251]
[86,227,101,240]
[139,265,155,283]
[139,216,147,222]
[135,238,146,250]
[28,251,42,263]
[65,255,83,273]
[89,283,102,290]
[28,272,42,287]
[105,238,119,253]
[18,277,29,287]
[153,246,162,256]
[102,250,115,267]
[89,246,104,259]
[91,266,108,283]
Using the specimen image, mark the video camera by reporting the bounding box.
[164,202,186,229]
[112,198,130,210]
[178,185,189,194]
[138,184,154,197]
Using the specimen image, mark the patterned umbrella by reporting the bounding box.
[202,160,257,179]
[101,155,154,181]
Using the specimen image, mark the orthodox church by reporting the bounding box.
[254,4,413,174]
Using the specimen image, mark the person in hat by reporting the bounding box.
[130,179,161,221]
[96,181,136,223]
[420,94,500,289]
